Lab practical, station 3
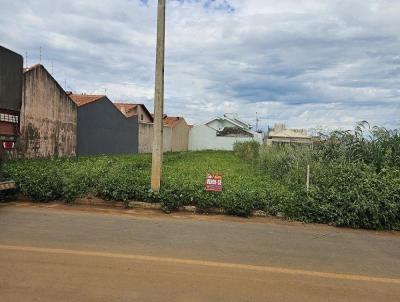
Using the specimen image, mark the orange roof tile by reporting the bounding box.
[114,102,153,122]
[114,103,138,116]
[69,94,105,107]
[164,116,185,128]
[151,113,168,119]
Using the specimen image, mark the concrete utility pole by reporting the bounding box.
[151,0,166,191]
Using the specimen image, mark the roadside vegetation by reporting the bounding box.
[2,122,399,230]
[235,122,400,230]
[2,151,291,217]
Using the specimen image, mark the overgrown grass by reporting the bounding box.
[234,122,400,230]
[2,151,292,217]
[3,122,399,230]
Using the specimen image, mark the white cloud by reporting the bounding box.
[0,0,399,130]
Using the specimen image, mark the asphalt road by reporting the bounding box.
[0,204,399,301]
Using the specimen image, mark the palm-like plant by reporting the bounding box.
[320,121,400,172]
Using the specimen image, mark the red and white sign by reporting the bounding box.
[2,141,15,150]
[205,174,223,192]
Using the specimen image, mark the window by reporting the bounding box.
[141,114,144,121]
[0,113,18,123]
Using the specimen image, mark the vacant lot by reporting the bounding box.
[3,122,400,231]
[3,151,290,217]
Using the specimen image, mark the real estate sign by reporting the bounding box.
[205,174,223,192]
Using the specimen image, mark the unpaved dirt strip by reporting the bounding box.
[1,244,399,285]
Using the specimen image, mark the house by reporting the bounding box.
[69,94,138,156]
[266,123,312,146]
[135,115,190,153]
[114,103,191,153]
[19,64,77,158]
[163,116,190,152]
[0,46,23,158]
[114,103,153,123]
[114,102,156,153]
[189,114,264,151]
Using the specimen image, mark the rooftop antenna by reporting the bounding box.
[25,51,28,68]
[64,79,67,90]
[51,61,54,75]
[39,46,42,64]
[103,88,107,95]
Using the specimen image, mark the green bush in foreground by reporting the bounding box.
[233,122,400,230]
[3,151,292,218]
[3,121,399,230]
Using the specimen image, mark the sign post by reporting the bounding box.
[205,174,223,192]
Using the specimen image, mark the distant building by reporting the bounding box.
[70,94,138,156]
[163,116,191,152]
[135,115,190,153]
[0,46,23,157]
[19,64,77,158]
[189,114,264,151]
[266,123,312,146]
[114,103,190,153]
[114,103,153,123]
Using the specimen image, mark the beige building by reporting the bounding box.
[138,122,171,153]
[266,123,312,146]
[18,64,77,157]
[114,103,153,123]
[114,103,190,153]
[164,116,190,152]
[137,116,190,153]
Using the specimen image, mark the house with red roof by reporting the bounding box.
[69,94,138,156]
[114,103,153,123]
[163,116,190,152]
[114,103,190,153]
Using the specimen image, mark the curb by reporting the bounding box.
[74,197,269,217]
[11,194,271,218]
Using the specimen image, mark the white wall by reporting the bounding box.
[207,119,233,131]
[189,125,263,151]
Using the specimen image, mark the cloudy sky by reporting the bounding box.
[1,0,399,130]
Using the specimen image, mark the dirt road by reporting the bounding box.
[0,204,399,301]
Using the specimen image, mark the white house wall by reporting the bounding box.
[189,125,263,151]
[207,119,234,131]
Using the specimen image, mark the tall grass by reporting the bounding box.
[319,121,400,171]
[3,122,399,229]
[234,122,400,230]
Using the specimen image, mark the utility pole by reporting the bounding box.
[151,0,166,191]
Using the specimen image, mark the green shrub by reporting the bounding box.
[233,141,260,163]
[258,145,314,186]
[3,122,400,231]
[306,162,400,229]
[4,159,64,201]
